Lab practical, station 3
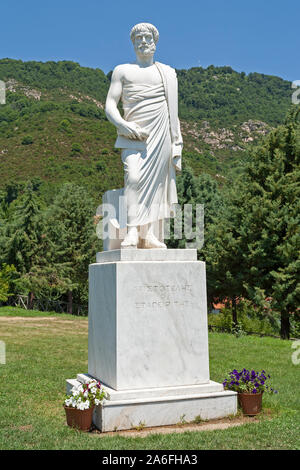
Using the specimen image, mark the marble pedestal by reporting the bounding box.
[66,249,237,431]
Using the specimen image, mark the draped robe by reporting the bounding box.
[115,63,182,227]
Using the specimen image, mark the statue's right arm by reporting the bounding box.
[105,66,146,140]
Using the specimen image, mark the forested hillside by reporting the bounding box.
[178,66,291,126]
[0,59,298,339]
[0,59,293,202]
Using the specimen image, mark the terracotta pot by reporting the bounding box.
[238,393,262,416]
[64,405,95,431]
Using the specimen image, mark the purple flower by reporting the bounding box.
[223,368,276,395]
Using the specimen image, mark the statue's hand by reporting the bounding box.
[173,155,181,172]
[118,121,149,141]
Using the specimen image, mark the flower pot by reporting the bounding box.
[238,393,262,416]
[64,405,95,431]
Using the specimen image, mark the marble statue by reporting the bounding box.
[67,28,237,429]
[105,22,183,249]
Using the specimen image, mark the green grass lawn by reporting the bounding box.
[0,306,87,320]
[0,307,299,450]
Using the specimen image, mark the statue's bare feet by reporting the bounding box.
[121,227,139,248]
[144,232,167,249]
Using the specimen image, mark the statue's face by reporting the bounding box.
[133,29,156,57]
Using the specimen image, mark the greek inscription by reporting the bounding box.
[138,283,192,294]
[135,300,190,309]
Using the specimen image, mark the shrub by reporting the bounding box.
[71,143,82,154]
[21,135,33,145]
[59,119,72,134]
[95,161,106,172]
[208,299,280,336]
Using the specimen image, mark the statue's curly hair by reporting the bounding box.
[130,23,159,44]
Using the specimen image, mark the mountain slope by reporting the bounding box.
[0,59,293,201]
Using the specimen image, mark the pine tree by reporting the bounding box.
[3,183,47,307]
[168,166,224,251]
[241,108,299,338]
[167,166,198,249]
[0,264,17,302]
[203,184,246,322]
[206,107,300,337]
[45,183,98,314]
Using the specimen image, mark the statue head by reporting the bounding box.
[130,23,159,59]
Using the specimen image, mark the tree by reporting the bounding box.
[206,107,300,338]
[0,264,17,302]
[167,166,224,251]
[203,185,247,322]
[3,182,46,307]
[45,183,98,314]
[241,108,299,338]
[167,166,197,249]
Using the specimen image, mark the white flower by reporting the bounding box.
[76,400,90,410]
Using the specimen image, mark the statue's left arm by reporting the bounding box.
[172,117,183,172]
[155,62,183,171]
[171,72,183,172]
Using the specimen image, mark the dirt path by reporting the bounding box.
[93,415,266,438]
[0,316,87,324]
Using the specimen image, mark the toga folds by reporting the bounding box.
[115,62,183,227]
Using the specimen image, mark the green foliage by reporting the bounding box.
[0,59,109,102]
[204,106,300,338]
[0,181,99,307]
[0,318,298,449]
[0,263,17,302]
[3,182,45,276]
[59,119,72,134]
[71,142,82,154]
[95,160,106,172]
[69,102,105,120]
[21,134,33,145]
[208,300,281,337]
[167,166,224,249]
[0,58,292,202]
[0,59,298,330]
[43,183,98,309]
[177,66,291,127]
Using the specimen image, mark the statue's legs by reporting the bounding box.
[121,151,139,247]
[121,150,166,249]
[142,223,166,249]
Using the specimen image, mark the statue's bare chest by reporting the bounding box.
[122,64,162,87]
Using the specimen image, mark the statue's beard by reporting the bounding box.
[135,42,156,57]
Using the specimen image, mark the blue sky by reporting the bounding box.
[0,0,299,81]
